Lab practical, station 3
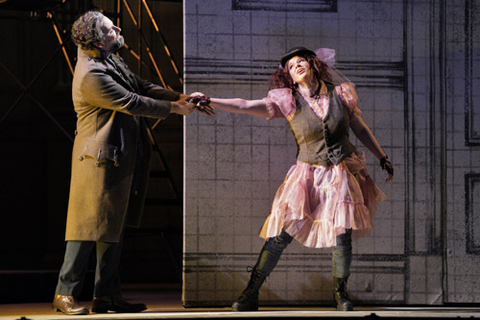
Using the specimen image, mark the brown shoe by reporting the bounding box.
[52,294,89,315]
[92,295,147,313]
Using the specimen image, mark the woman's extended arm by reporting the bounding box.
[210,98,272,118]
[350,116,393,182]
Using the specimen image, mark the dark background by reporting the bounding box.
[0,0,185,303]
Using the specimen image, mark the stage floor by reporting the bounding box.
[1,289,479,320]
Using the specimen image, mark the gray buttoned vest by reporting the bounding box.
[288,82,355,167]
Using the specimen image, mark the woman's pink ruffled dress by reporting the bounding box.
[259,86,387,248]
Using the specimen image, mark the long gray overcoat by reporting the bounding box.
[65,47,181,242]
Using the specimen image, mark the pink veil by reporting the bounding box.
[314,48,351,86]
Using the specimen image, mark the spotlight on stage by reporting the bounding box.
[0,0,66,11]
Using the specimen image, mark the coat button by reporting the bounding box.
[95,162,101,166]
[78,156,84,161]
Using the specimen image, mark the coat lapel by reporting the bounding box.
[110,55,139,92]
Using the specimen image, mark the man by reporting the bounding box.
[52,11,211,315]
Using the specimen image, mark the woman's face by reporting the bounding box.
[287,56,313,85]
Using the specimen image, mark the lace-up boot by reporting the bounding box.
[231,268,266,311]
[232,229,293,311]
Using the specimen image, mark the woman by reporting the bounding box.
[206,47,394,311]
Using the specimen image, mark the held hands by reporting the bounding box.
[380,156,394,182]
[186,92,214,116]
[170,92,214,116]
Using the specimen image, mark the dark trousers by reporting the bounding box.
[55,239,124,298]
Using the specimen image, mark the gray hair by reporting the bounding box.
[71,11,105,50]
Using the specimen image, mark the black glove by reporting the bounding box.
[380,156,394,180]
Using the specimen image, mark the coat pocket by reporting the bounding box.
[77,140,121,168]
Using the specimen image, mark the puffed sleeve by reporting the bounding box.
[263,88,296,120]
[336,82,361,119]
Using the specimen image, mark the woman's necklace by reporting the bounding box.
[300,80,329,119]
[309,80,327,99]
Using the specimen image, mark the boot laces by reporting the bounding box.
[239,266,265,297]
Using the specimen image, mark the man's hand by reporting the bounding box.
[170,99,194,115]
[187,92,214,116]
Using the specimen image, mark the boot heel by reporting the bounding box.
[232,299,258,311]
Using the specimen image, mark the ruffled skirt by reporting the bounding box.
[259,151,386,248]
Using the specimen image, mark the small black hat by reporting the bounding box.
[280,46,316,67]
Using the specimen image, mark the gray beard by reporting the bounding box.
[110,36,125,52]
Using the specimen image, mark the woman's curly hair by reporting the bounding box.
[269,53,332,90]
[71,11,105,50]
